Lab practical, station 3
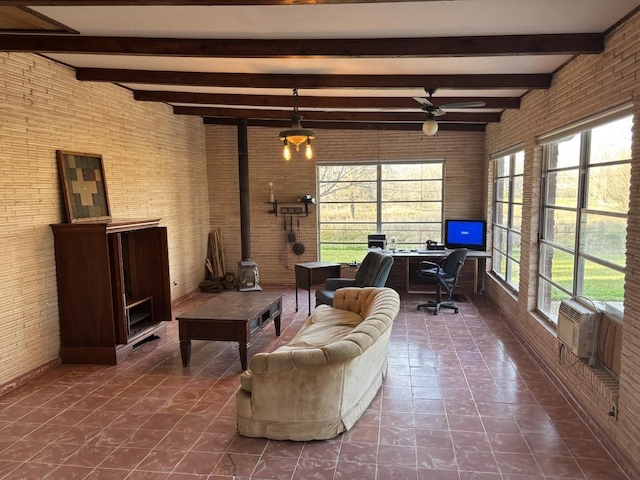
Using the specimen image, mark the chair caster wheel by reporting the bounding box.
[454,308,459,313]
[433,311,438,316]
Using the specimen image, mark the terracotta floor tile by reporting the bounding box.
[0,440,47,462]
[334,461,376,480]
[173,450,222,475]
[377,444,417,467]
[416,446,457,470]
[339,441,378,464]
[45,464,95,479]
[99,446,152,470]
[535,455,586,478]
[0,290,633,480]
[251,455,298,479]
[213,453,261,477]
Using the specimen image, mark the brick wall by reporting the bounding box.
[484,11,640,475]
[206,126,486,285]
[0,52,210,387]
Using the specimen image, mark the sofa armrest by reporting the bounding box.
[325,278,356,290]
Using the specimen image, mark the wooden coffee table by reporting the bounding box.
[176,291,282,370]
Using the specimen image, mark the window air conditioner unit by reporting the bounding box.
[557,299,597,358]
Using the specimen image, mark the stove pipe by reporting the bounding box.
[237,119,262,292]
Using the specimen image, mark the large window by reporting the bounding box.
[317,161,444,262]
[492,150,524,291]
[538,114,632,322]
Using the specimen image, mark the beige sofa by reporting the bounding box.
[236,286,401,441]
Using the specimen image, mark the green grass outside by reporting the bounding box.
[323,244,625,302]
[547,257,625,302]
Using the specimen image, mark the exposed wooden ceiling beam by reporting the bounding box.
[134,91,522,109]
[0,33,604,57]
[202,117,486,132]
[0,0,456,6]
[173,106,501,122]
[77,69,551,88]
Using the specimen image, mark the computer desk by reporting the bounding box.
[386,249,491,295]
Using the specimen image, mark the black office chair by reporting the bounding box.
[416,248,468,315]
[315,251,394,307]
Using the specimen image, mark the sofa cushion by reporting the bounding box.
[275,305,363,351]
[309,304,363,327]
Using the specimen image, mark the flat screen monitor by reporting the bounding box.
[444,219,487,251]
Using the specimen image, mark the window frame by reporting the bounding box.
[537,110,632,323]
[491,148,524,292]
[316,159,445,261]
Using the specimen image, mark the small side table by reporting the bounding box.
[294,261,341,315]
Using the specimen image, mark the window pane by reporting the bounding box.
[495,178,509,202]
[495,202,509,226]
[493,249,506,278]
[578,257,625,304]
[319,203,377,222]
[319,181,377,202]
[514,151,525,175]
[321,244,368,263]
[511,204,522,231]
[512,176,523,204]
[493,225,507,253]
[320,223,376,243]
[543,208,577,249]
[589,116,632,165]
[537,277,571,325]
[319,164,377,182]
[382,202,441,222]
[382,180,441,201]
[579,213,626,268]
[495,156,510,177]
[382,162,443,180]
[508,231,521,261]
[586,163,630,213]
[507,258,520,289]
[539,243,574,292]
[545,170,579,208]
[547,134,581,170]
[384,223,441,245]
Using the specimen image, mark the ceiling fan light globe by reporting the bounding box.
[422,120,439,136]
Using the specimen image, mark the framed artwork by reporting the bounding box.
[56,150,111,223]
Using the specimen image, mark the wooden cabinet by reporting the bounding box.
[51,219,172,364]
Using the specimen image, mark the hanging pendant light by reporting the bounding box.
[279,88,315,160]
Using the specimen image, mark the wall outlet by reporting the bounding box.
[608,403,618,421]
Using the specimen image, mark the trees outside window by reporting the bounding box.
[317,161,444,262]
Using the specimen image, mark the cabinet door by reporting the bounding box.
[108,233,128,345]
[53,229,117,348]
[125,227,172,321]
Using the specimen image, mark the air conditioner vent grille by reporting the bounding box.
[557,299,596,358]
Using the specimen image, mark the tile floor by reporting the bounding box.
[0,288,631,480]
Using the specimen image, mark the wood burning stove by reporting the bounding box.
[238,259,262,292]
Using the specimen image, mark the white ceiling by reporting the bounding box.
[3,0,640,130]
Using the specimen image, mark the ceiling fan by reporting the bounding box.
[413,88,486,136]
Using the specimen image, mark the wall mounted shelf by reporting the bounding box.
[266,200,314,217]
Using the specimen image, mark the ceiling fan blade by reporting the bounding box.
[432,109,446,117]
[438,100,487,109]
[413,96,433,107]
